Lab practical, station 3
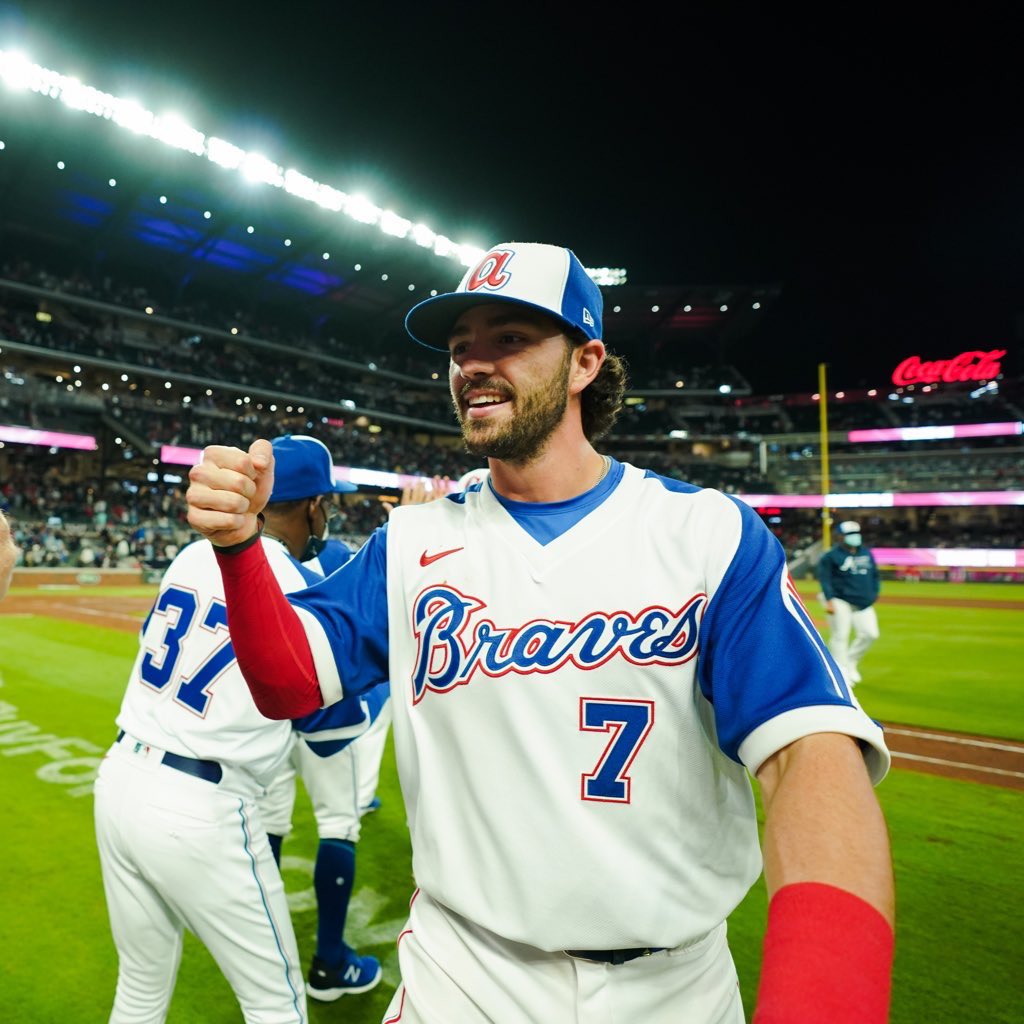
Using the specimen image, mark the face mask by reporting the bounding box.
[299,501,336,562]
[843,533,863,548]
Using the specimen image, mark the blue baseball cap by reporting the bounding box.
[269,435,357,502]
[405,241,604,352]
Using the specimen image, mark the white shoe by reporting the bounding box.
[846,665,862,684]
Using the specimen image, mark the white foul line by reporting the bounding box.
[885,727,1024,755]
[891,751,1024,780]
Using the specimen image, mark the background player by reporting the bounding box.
[94,498,315,1022]
[817,519,882,685]
[94,434,380,1022]
[185,241,896,1024]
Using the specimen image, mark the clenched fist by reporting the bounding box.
[186,440,276,548]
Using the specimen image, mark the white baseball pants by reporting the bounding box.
[825,598,880,683]
[94,739,307,1023]
[382,889,745,1024]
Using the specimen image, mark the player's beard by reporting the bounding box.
[453,345,572,463]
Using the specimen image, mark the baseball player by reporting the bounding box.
[253,434,387,1002]
[186,241,896,1024]
[817,519,882,685]
[94,435,380,1023]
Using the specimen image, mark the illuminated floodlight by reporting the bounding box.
[380,209,412,238]
[241,151,284,187]
[587,267,627,286]
[345,194,381,225]
[412,224,436,248]
[684,304,692,312]
[0,50,37,90]
[433,235,455,258]
[0,48,632,277]
[113,99,151,134]
[457,243,485,268]
[208,136,244,169]
[152,114,205,155]
[315,183,344,211]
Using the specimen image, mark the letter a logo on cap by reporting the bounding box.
[467,249,514,292]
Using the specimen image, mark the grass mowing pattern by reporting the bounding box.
[1,582,1021,1022]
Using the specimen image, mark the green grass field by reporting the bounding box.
[1,580,1022,1022]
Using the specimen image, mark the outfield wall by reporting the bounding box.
[10,567,149,589]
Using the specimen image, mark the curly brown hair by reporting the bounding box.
[566,328,629,441]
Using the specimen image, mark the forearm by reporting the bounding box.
[759,733,893,921]
[215,537,323,718]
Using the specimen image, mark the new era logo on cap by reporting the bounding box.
[405,241,604,351]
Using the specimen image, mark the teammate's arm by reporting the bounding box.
[187,441,322,718]
[0,510,18,601]
[752,732,895,1023]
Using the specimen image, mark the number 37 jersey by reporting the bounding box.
[291,463,890,952]
[117,538,318,790]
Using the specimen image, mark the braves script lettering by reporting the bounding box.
[891,349,1005,386]
[410,585,707,702]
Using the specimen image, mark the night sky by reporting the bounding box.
[2,3,1021,394]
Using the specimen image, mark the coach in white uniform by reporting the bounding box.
[186,242,897,1024]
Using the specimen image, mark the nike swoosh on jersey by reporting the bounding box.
[420,546,465,567]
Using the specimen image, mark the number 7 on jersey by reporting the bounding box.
[580,698,654,803]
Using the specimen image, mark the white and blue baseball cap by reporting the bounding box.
[269,434,357,502]
[405,241,604,351]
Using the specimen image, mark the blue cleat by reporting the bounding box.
[307,950,382,1001]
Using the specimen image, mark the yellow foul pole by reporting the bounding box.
[818,362,832,546]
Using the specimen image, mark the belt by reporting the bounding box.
[116,729,223,784]
[565,947,666,965]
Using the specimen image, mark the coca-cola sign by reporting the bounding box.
[892,349,1006,386]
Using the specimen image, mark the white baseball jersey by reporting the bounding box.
[287,461,890,952]
[117,537,322,790]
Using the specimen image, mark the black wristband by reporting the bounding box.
[214,513,264,556]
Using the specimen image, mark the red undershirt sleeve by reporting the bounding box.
[214,536,323,718]
[753,882,894,1023]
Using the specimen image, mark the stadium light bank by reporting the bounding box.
[0,48,627,288]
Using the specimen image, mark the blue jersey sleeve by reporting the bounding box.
[698,499,855,763]
[293,680,391,756]
[317,538,355,575]
[287,525,390,698]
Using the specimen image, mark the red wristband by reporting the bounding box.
[753,882,893,1024]
[214,540,322,718]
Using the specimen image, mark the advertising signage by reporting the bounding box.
[891,349,1005,386]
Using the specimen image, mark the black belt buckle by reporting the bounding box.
[115,729,223,784]
[566,947,665,965]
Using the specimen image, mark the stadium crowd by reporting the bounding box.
[3,256,1022,573]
